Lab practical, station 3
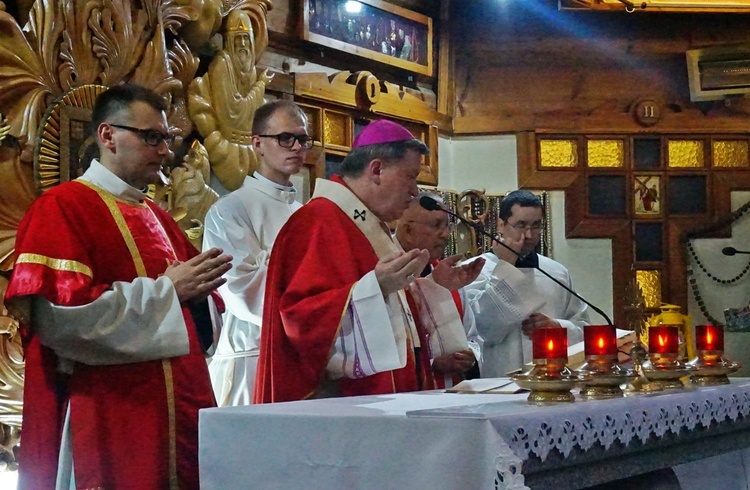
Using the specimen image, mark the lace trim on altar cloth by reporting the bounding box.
[488,382,750,490]
[495,444,528,490]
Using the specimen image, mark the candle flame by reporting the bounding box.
[597,337,605,349]
[547,340,554,351]
[707,330,713,344]
[658,334,666,347]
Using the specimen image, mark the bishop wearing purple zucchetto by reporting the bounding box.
[255,119,483,403]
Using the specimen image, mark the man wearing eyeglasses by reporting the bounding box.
[203,100,310,406]
[395,193,482,389]
[5,84,233,489]
[466,190,588,378]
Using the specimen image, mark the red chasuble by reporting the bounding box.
[254,179,419,403]
[6,181,215,490]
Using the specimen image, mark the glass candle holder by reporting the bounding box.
[532,327,568,363]
[695,324,724,353]
[648,325,679,356]
[583,325,618,359]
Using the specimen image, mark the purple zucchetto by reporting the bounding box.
[352,120,417,149]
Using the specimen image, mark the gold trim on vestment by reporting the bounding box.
[145,205,178,262]
[15,253,93,278]
[162,359,179,490]
[78,181,147,277]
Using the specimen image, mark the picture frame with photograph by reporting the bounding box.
[634,175,661,216]
[302,0,433,76]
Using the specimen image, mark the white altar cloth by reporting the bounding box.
[199,379,750,489]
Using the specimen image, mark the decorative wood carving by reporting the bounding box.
[295,70,450,130]
[169,140,220,248]
[187,3,273,191]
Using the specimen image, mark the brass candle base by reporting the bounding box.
[641,355,694,390]
[513,362,586,404]
[624,342,664,394]
[576,358,637,399]
[687,354,740,387]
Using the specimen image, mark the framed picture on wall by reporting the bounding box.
[634,175,661,216]
[301,0,433,76]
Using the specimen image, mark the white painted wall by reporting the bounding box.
[687,191,750,375]
[438,135,614,324]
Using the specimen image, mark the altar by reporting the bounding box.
[199,379,750,489]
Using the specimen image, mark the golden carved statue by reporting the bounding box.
[0,277,24,472]
[170,140,220,248]
[188,5,273,191]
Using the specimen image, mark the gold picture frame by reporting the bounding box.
[301,0,433,76]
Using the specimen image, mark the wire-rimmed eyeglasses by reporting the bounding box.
[505,220,544,232]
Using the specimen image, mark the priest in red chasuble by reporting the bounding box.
[5,84,232,490]
[254,120,484,403]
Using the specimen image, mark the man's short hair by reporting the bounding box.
[252,100,308,135]
[338,139,429,178]
[498,189,543,221]
[90,84,168,134]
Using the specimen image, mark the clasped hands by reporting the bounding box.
[432,349,476,375]
[164,247,233,303]
[375,249,485,296]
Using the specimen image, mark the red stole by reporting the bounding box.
[6,181,214,490]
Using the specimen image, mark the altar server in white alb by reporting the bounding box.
[202,100,310,406]
[465,190,588,377]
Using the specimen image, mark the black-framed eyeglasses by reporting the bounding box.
[256,132,313,149]
[109,124,175,147]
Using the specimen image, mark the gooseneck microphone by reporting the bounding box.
[722,247,750,256]
[419,196,613,325]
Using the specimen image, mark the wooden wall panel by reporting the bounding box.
[452,2,750,134]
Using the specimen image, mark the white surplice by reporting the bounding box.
[203,173,301,406]
[465,252,588,377]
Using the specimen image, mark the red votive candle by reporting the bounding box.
[648,325,679,355]
[584,325,618,358]
[696,324,724,352]
[532,327,568,361]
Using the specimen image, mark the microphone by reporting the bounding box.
[722,247,750,256]
[419,196,613,325]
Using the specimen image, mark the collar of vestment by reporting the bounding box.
[312,176,399,259]
[79,159,148,203]
[313,176,421,349]
[515,251,539,269]
[244,172,297,204]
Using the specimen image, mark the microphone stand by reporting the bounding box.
[424,199,613,326]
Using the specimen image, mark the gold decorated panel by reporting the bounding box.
[587,140,624,168]
[668,140,704,168]
[636,270,662,309]
[323,110,350,148]
[712,140,749,168]
[539,140,578,168]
